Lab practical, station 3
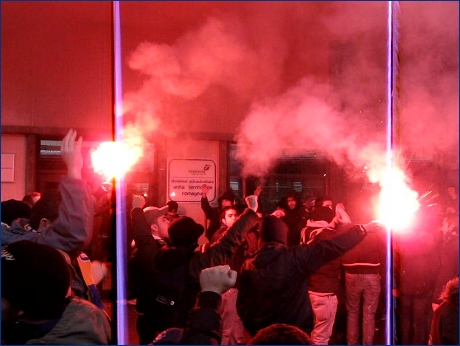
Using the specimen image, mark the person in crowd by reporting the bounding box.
[21,191,41,207]
[152,265,311,345]
[1,129,94,257]
[393,209,438,345]
[236,212,383,339]
[165,200,181,221]
[131,193,259,344]
[90,183,112,262]
[305,201,352,345]
[341,212,386,345]
[249,323,312,345]
[431,213,459,311]
[1,130,99,303]
[201,184,237,242]
[277,190,308,247]
[205,205,250,344]
[1,240,111,344]
[302,196,351,242]
[1,199,32,225]
[179,264,238,345]
[429,276,459,345]
[128,196,170,306]
[302,195,316,215]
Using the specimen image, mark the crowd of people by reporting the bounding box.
[1,129,458,345]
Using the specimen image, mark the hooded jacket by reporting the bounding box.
[2,296,111,345]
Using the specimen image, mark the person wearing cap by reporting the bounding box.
[128,195,170,307]
[1,240,111,344]
[131,192,260,344]
[236,214,383,339]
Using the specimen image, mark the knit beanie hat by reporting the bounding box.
[168,216,204,247]
[1,199,32,225]
[1,240,71,320]
[260,215,288,245]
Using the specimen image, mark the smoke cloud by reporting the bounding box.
[122,2,458,185]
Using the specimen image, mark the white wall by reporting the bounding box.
[1,135,27,201]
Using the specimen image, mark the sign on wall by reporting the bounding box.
[167,158,216,202]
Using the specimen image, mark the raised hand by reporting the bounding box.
[61,129,83,180]
[199,265,237,294]
[201,184,210,198]
[245,195,258,212]
[132,194,146,209]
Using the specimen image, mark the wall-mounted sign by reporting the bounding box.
[167,158,216,202]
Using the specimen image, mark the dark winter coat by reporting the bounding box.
[131,207,259,334]
[236,225,367,336]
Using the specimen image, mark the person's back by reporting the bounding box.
[341,225,385,345]
[237,215,374,337]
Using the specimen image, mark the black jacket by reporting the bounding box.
[131,207,259,334]
[236,224,367,336]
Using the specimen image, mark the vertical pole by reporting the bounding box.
[112,2,128,344]
[385,2,400,344]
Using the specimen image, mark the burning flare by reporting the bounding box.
[91,141,141,180]
[375,166,420,232]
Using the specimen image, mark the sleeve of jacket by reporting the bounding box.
[191,209,259,277]
[39,176,94,257]
[200,197,214,219]
[131,207,162,263]
[292,224,367,274]
[180,291,223,345]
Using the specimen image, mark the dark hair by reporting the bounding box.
[29,189,62,230]
[167,201,179,213]
[21,191,41,207]
[219,205,237,220]
[315,196,332,207]
[218,189,236,208]
[439,276,459,305]
[249,323,311,344]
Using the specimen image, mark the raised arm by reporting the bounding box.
[181,265,237,345]
[39,129,94,256]
[192,195,259,275]
[130,195,163,261]
[200,184,214,218]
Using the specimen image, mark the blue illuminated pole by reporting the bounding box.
[113,2,128,344]
[385,2,400,344]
